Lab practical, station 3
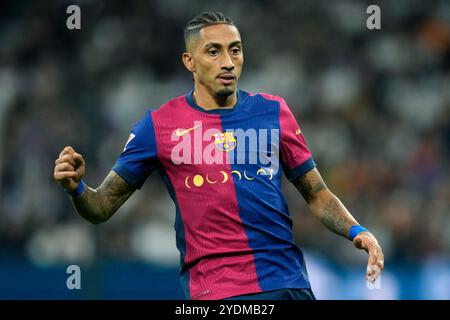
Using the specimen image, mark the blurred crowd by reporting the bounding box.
[0,0,449,283]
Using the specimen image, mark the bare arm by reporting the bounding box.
[293,168,357,239]
[72,171,135,224]
[54,146,135,224]
[293,167,384,282]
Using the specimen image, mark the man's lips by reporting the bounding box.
[217,73,236,80]
[217,73,236,85]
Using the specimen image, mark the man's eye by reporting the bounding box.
[231,48,241,55]
[208,50,218,56]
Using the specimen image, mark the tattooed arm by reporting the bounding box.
[54,146,135,224]
[292,167,384,282]
[71,171,134,224]
[292,168,357,239]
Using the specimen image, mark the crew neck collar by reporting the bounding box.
[185,89,242,115]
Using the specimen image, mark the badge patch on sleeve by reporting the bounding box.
[123,133,136,151]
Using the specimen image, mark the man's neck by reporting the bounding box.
[193,84,237,111]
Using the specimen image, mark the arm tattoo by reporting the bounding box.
[72,171,135,224]
[293,168,357,238]
[293,168,328,204]
[319,197,350,238]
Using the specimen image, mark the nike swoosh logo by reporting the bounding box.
[175,125,200,137]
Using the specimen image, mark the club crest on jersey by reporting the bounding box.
[213,131,236,152]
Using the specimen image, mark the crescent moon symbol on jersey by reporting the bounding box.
[256,168,273,180]
[220,171,229,183]
[231,170,242,180]
[256,167,274,180]
[206,175,217,184]
[243,170,255,180]
[185,176,191,189]
[268,168,274,180]
[256,168,266,175]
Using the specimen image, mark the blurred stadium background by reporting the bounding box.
[0,0,449,299]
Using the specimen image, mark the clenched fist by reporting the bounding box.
[54,146,85,192]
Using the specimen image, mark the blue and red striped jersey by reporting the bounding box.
[112,89,316,300]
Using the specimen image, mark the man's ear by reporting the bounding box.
[182,52,195,72]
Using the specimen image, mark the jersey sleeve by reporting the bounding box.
[278,97,316,182]
[112,110,158,189]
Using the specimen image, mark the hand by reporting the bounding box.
[54,146,86,192]
[353,232,384,283]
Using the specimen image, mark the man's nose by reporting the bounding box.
[220,53,235,70]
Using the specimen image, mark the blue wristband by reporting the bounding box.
[349,225,369,241]
[65,180,85,198]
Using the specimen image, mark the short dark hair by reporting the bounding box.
[184,12,236,50]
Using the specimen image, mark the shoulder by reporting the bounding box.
[152,94,187,117]
[245,91,288,106]
[244,91,291,113]
[133,94,188,127]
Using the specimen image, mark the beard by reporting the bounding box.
[215,86,235,97]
